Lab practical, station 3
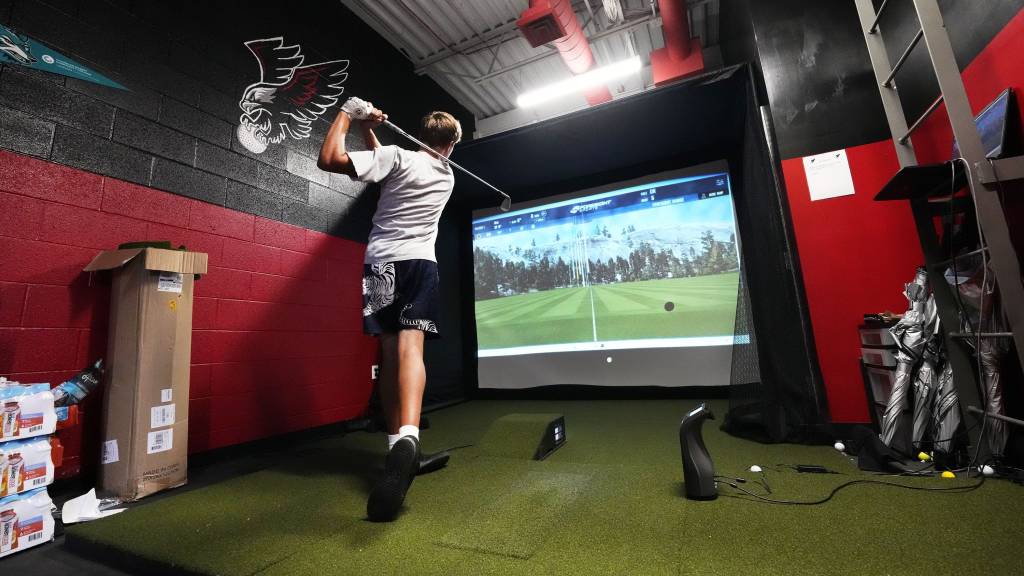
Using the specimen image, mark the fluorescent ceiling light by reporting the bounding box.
[516,56,642,108]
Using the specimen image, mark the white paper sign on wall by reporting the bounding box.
[803,149,856,202]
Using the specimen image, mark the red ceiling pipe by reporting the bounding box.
[659,0,692,60]
[517,0,613,106]
[651,0,704,86]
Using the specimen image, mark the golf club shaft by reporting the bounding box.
[381,120,510,203]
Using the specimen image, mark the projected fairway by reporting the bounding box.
[475,272,739,350]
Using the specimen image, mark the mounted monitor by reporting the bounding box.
[471,161,744,389]
[952,87,1015,160]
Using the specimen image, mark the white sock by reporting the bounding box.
[387,433,401,450]
[398,424,420,440]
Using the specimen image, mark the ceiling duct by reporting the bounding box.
[517,0,613,106]
[650,0,704,85]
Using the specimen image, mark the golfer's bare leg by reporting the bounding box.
[378,332,401,434]
[366,328,424,522]
[396,329,426,429]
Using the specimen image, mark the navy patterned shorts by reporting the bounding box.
[362,259,441,338]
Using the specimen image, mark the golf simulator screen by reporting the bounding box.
[472,162,742,389]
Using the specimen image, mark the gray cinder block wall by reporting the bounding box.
[0,0,472,242]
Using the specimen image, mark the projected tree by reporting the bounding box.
[474,229,738,300]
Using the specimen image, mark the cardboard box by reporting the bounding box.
[0,488,54,557]
[84,248,207,501]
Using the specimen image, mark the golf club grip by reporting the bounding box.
[381,121,511,202]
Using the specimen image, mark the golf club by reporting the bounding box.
[381,120,512,212]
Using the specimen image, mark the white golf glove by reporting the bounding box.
[341,97,374,120]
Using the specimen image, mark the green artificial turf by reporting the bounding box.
[67,400,1024,575]
[477,413,563,460]
[475,273,739,349]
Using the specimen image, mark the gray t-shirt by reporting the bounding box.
[349,145,455,264]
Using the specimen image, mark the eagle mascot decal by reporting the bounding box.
[237,37,348,154]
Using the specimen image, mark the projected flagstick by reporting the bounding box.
[582,225,598,342]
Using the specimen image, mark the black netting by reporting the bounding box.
[722,261,790,442]
[723,266,767,429]
[721,74,831,444]
[730,266,761,387]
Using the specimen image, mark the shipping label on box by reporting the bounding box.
[0,438,54,497]
[0,385,57,441]
[0,488,55,557]
[157,272,183,293]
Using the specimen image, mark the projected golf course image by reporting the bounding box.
[475,272,740,349]
[473,173,741,354]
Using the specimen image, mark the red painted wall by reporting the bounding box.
[781,9,1024,423]
[782,142,923,423]
[0,150,376,474]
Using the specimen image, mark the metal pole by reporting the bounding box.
[899,95,943,144]
[883,28,923,87]
[967,406,1024,429]
[381,120,512,211]
[867,0,892,34]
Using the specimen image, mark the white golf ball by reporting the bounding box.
[981,465,995,476]
[834,441,846,452]
[749,465,762,473]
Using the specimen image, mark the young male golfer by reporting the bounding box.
[318,97,460,522]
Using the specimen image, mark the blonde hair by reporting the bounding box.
[419,111,462,149]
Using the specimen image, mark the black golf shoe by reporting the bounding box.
[367,435,420,522]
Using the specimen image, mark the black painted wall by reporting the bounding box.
[0,0,473,241]
[718,0,1021,159]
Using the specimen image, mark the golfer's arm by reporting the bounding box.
[362,125,382,150]
[317,112,357,178]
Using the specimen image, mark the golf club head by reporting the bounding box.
[500,196,512,212]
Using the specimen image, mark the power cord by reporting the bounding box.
[718,474,985,506]
[438,443,475,452]
[716,471,772,494]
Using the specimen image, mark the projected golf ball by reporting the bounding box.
[749,465,762,473]
[606,356,613,363]
[664,301,675,311]
[236,123,267,154]
[834,441,845,452]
